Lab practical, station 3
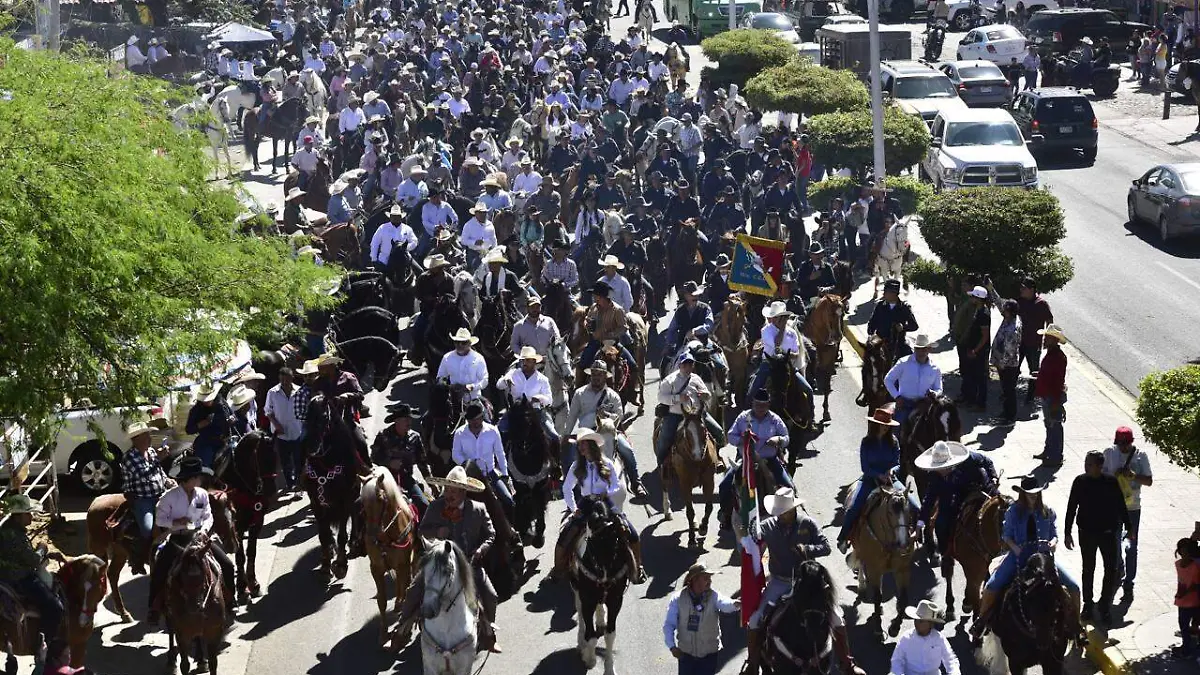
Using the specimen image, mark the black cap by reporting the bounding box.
[592,281,612,297]
[883,278,902,292]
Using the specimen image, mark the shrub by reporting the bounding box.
[805,106,930,180]
[744,62,870,117]
[1137,365,1200,470]
[700,30,796,89]
[807,175,933,216]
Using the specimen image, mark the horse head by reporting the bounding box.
[1010,549,1068,653]
[420,539,477,620]
[57,554,109,630]
[227,430,275,495]
[545,336,575,389]
[170,530,221,613]
[769,560,836,674]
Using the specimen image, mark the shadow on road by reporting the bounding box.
[1122,220,1200,259]
[241,548,352,641]
[307,614,402,675]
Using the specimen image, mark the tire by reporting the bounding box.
[1159,215,1173,242]
[952,11,972,31]
[1127,196,1139,224]
[1082,146,1097,162]
[71,441,122,494]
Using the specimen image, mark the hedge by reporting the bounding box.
[805,106,930,180]
[700,29,797,90]
[807,175,933,215]
[744,61,870,117]
[1137,365,1200,471]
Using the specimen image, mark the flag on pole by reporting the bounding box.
[729,234,787,298]
[739,430,766,626]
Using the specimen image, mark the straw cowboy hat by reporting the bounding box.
[449,328,479,345]
[410,165,428,175]
[329,180,349,195]
[514,347,544,365]
[762,301,793,319]
[231,368,265,385]
[908,333,934,349]
[427,465,485,492]
[1,494,41,515]
[193,382,221,403]
[126,421,153,440]
[599,255,625,269]
[765,488,804,517]
[481,177,501,188]
[483,249,509,264]
[1038,324,1068,343]
[285,187,307,202]
[904,599,945,623]
[470,202,489,215]
[866,403,900,427]
[682,562,714,587]
[296,360,319,376]
[363,91,379,104]
[228,385,257,409]
[315,352,343,367]
[305,115,321,124]
[424,254,451,269]
[914,440,969,471]
[574,428,607,448]
[585,360,612,378]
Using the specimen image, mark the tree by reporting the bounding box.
[906,188,1075,299]
[0,40,338,441]
[1137,365,1200,470]
[699,30,797,90]
[744,62,870,117]
[805,107,930,181]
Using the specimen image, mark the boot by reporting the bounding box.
[832,626,863,675]
[478,615,503,653]
[348,506,365,559]
[629,539,647,584]
[741,628,762,675]
[969,588,997,645]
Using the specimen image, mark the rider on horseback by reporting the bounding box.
[884,333,943,430]
[579,282,638,374]
[412,254,456,346]
[748,301,816,422]
[147,457,238,625]
[662,281,713,374]
[655,352,725,469]
[718,388,791,527]
[0,495,64,653]
[915,441,999,563]
[836,405,920,554]
[867,278,919,364]
[120,421,171,574]
[369,403,433,517]
[553,429,647,583]
[794,243,836,312]
[598,256,633,312]
[541,239,580,292]
[453,403,516,519]
[497,347,562,449]
[969,476,1085,646]
[436,329,490,407]
[565,361,645,495]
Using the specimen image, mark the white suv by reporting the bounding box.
[879,60,969,126]
[921,108,1039,190]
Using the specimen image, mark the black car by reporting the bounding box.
[1010,88,1098,161]
[1024,8,1149,55]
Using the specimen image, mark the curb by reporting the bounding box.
[842,318,866,360]
[1086,629,1133,675]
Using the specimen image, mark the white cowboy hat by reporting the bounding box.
[904,599,945,623]
[908,333,934,349]
[914,441,970,471]
[285,187,307,201]
[389,204,404,217]
[340,169,366,181]
[765,487,804,517]
[599,255,625,269]
[424,254,451,269]
[329,180,349,194]
[517,346,544,362]
[126,35,139,45]
[506,137,523,147]
[126,421,153,440]
[347,50,367,61]
[192,382,221,403]
[296,359,319,376]
[315,352,343,367]
[231,368,266,384]
[463,157,482,167]
[471,202,490,214]
[427,465,485,492]
[574,427,607,447]
[410,165,427,175]
[305,115,321,124]
[483,249,509,264]
[968,285,988,299]
[449,328,479,345]
[1038,323,1068,343]
[297,245,320,257]
[471,128,487,138]
[228,384,257,409]
[1,494,41,515]
[363,91,379,103]
[149,37,159,45]
[762,301,793,319]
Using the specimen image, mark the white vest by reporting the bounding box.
[674,590,722,657]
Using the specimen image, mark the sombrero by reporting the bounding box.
[449,328,479,345]
[517,346,544,363]
[428,465,485,492]
[914,441,969,471]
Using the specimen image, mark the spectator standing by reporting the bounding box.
[1173,538,1200,658]
[989,298,1022,425]
[1102,426,1154,598]
[662,563,740,675]
[1014,277,1054,403]
[1033,324,1068,463]
[958,286,992,412]
[1065,450,1130,625]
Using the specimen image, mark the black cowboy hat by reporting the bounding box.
[883,278,902,292]
[170,455,213,481]
[552,239,571,250]
[808,242,825,255]
[712,158,727,169]
[592,281,612,297]
[428,187,445,198]
[752,388,771,403]
[385,402,420,423]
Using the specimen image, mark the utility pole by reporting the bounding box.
[32,0,59,50]
[867,0,886,188]
[1164,20,1174,120]
[48,0,60,51]
[729,0,736,31]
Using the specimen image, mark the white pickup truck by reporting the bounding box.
[921,108,1039,191]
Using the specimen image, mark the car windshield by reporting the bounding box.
[1179,170,1200,192]
[1036,97,1094,122]
[958,63,1005,79]
[944,121,1025,146]
[752,13,793,29]
[984,26,1023,41]
[894,76,958,98]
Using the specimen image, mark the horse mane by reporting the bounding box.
[424,539,479,613]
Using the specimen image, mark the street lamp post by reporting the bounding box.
[729,0,736,31]
[866,0,887,188]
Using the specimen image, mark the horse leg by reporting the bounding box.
[822,371,832,422]
[165,625,180,675]
[660,465,673,520]
[684,482,697,549]
[333,514,350,580]
[870,576,886,641]
[233,527,249,604]
[191,639,206,674]
[698,474,714,538]
[313,511,333,577]
[577,592,599,668]
[603,592,624,675]
[371,557,389,646]
[108,547,133,622]
[943,557,958,621]
[890,569,910,638]
[246,523,263,596]
[205,638,219,675]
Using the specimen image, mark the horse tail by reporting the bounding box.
[977,631,1008,675]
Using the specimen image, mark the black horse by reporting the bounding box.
[422,377,466,477]
[413,293,470,376]
[214,430,279,603]
[261,97,308,172]
[643,233,670,315]
[763,351,814,472]
[332,305,400,346]
[384,241,419,317]
[302,394,366,581]
[503,399,554,549]
[475,291,519,404]
[541,279,579,337]
[987,551,1073,675]
[340,272,393,314]
[334,336,404,392]
[334,127,365,177]
[569,498,632,673]
[762,560,838,675]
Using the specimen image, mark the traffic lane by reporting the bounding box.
[1039,124,1200,393]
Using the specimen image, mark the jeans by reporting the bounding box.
[678,652,719,675]
[999,366,1019,419]
[412,310,431,346]
[1080,529,1121,607]
[277,438,304,487]
[797,174,810,211]
[1024,69,1038,89]
[14,574,62,647]
[838,477,917,542]
[683,155,700,182]
[563,434,640,482]
[986,549,1080,593]
[1041,397,1065,458]
[498,408,562,447]
[414,232,433,261]
[130,496,158,537]
[655,412,725,464]
[1121,509,1141,587]
[579,339,637,375]
[842,225,857,262]
[719,456,792,507]
[192,440,220,469]
[959,350,989,407]
[487,471,516,514]
[857,232,871,268]
[466,247,482,271]
[748,360,815,405]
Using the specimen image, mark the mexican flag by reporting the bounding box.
[739,430,766,626]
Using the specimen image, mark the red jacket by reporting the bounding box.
[1034,345,1067,400]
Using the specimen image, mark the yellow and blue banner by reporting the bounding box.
[729,234,787,298]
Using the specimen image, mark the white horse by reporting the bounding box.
[299,68,329,122]
[262,66,286,88]
[601,210,624,249]
[544,335,575,423]
[452,268,479,329]
[418,540,478,675]
[209,84,259,134]
[171,100,234,176]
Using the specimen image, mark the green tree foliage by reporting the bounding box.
[906,188,1074,298]
[700,30,796,90]
[0,41,337,435]
[744,62,869,117]
[805,107,930,180]
[807,175,933,215]
[1137,365,1200,470]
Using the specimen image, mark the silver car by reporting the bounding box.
[1127,162,1200,242]
[937,60,1013,107]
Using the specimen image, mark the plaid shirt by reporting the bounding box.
[540,257,579,289]
[294,383,312,421]
[120,447,168,500]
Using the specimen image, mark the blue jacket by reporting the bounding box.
[665,302,714,350]
[860,436,900,480]
[761,185,802,217]
[1002,502,1058,550]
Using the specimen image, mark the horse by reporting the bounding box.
[318,223,363,268]
[626,264,659,327]
[800,294,844,423]
[170,100,234,176]
[332,305,401,347]
[412,294,470,378]
[284,156,334,214]
[423,378,467,477]
[0,555,108,673]
[899,394,963,499]
[335,336,405,392]
[299,69,328,123]
[668,221,706,299]
[261,97,308,172]
[944,493,1011,621]
[541,279,579,337]
[302,393,365,581]
[636,0,656,42]
[544,336,575,421]
[214,430,279,604]
[665,42,689,90]
[209,84,258,135]
[416,540,478,675]
[504,398,555,549]
[240,107,262,172]
[855,334,893,413]
[569,498,631,675]
[978,551,1073,675]
[601,210,624,249]
[360,466,419,650]
[474,291,519,402]
[1178,60,1200,132]
[761,560,838,675]
[461,462,524,600]
[162,530,229,675]
[643,233,670,314]
[384,241,419,317]
[761,350,813,472]
[657,401,717,549]
[714,295,750,415]
[844,483,918,639]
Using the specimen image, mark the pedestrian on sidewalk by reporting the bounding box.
[1172,538,1200,658]
[1102,426,1154,599]
[662,563,740,675]
[990,299,1022,425]
[1065,450,1130,625]
[949,273,981,342]
[1015,277,1054,403]
[958,285,992,412]
[1033,324,1068,463]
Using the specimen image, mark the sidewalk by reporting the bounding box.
[839,219,1198,674]
[1093,65,1200,163]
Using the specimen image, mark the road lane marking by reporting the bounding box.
[1156,261,1200,293]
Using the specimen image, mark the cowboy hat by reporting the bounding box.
[682,562,714,587]
[328,180,349,194]
[471,128,487,138]
[904,599,945,623]
[340,169,366,181]
[389,204,404,217]
[762,301,792,319]
[363,91,379,104]
[315,352,343,367]
[1015,475,1045,494]
[968,285,988,299]
[384,402,420,423]
[714,253,732,268]
[764,487,804,517]
[449,328,479,345]
[1038,323,1068,343]
[427,465,486,492]
[228,385,257,409]
[231,368,265,384]
[481,178,501,188]
[463,157,482,167]
[192,382,221,403]
[297,246,320,257]
[517,346,544,362]
[296,359,319,376]
[470,201,490,215]
[126,421,153,440]
[575,427,607,447]
[410,165,427,175]
[599,255,625,269]
[908,334,934,349]
[518,156,533,166]
[483,249,509,264]
[914,440,969,471]
[506,137,523,147]
[434,228,456,242]
[285,187,307,201]
[585,360,611,377]
[305,115,321,124]
[0,494,41,515]
[170,456,214,481]
[680,280,704,296]
[126,35,139,45]
[866,403,900,427]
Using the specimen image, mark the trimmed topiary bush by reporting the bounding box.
[1137,365,1200,469]
[807,175,933,216]
[744,61,870,117]
[700,29,797,90]
[805,106,930,180]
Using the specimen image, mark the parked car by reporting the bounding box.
[938,60,1014,107]
[879,60,969,125]
[956,24,1027,65]
[940,0,1059,31]
[1009,87,1098,161]
[1127,163,1200,242]
[1167,60,1200,96]
[739,11,802,43]
[1023,8,1149,56]
[921,107,1039,189]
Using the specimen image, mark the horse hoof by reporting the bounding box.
[822,411,831,422]
[120,610,134,623]
[249,582,261,597]
[945,606,957,621]
[532,534,545,549]
[888,620,902,638]
[663,510,673,521]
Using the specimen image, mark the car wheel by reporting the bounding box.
[1127,196,1139,224]
[1159,214,1173,242]
[71,441,120,494]
[952,11,971,30]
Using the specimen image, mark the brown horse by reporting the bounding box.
[215,430,279,604]
[317,222,362,268]
[302,394,365,581]
[85,491,238,623]
[492,209,517,245]
[163,530,229,675]
[844,484,918,640]
[657,406,717,549]
[360,467,419,650]
[667,220,705,298]
[0,555,108,671]
[856,334,893,413]
[284,158,334,214]
[944,493,1010,621]
[801,294,844,423]
[714,295,750,415]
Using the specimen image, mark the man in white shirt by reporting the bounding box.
[512,158,543,197]
[339,96,366,136]
[370,204,419,267]
[396,166,429,209]
[500,138,530,179]
[890,600,959,675]
[263,367,305,489]
[125,36,147,70]
[420,188,460,244]
[303,48,326,74]
[496,347,560,448]
[446,89,471,119]
[452,402,515,514]
[608,71,636,107]
[290,136,320,188]
[597,256,633,312]
[563,362,646,495]
[460,203,497,269]
[436,328,490,404]
[147,38,171,64]
[748,302,815,411]
[883,333,944,425]
[655,353,723,469]
[295,116,326,148]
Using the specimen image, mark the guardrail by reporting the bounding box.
[0,444,62,528]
